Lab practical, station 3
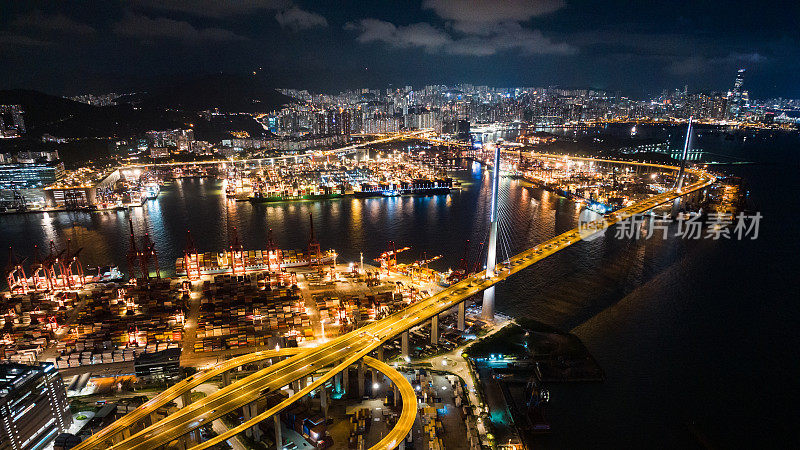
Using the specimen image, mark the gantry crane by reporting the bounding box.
[5,247,28,294]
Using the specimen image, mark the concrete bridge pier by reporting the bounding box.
[300,376,310,406]
[189,429,199,446]
[243,402,261,440]
[357,360,366,398]
[243,401,253,438]
[343,366,350,397]
[430,314,439,345]
[222,371,231,387]
[274,415,282,450]
[457,302,465,331]
[482,286,496,322]
[401,331,409,358]
[334,370,343,395]
[250,403,262,441]
[320,383,329,417]
[181,391,192,408]
[180,428,197,449]
[135,417,148,432]
[376,348,387,383]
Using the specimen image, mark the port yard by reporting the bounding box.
[2,189,463,377]
[238,145,456,201]
[1,232,583,450]
[181,260,448,364]
[192,274,312,354]
[49,281,184,369]
[324,369,476,450]
[3,137,456,215]
[175,248,336,276]
[470,146,684,213]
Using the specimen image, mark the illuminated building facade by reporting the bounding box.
[0,162,64,190]
[0,362,72,450]
[727,68,747,119]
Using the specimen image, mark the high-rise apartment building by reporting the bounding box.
[0,362,72,450]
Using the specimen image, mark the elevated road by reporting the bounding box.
[121,130,429,169]
[194,356,416,450]
[82,161,715,450]
[80,348,306,446]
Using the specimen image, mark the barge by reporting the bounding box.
[248,193,345,202]
[175,248,336,276]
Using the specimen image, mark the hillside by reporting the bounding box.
[0,76,290,140]
[0,89,186,139]
[130,74,293,114]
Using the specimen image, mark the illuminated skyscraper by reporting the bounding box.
[0,362,72,450]
[726,68,746,120]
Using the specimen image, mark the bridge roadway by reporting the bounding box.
[81,163,715,450]
[75,348,306,447]
[74,347,415,450]
[121,130,429,169]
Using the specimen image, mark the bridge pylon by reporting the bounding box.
[482,143,501,321]
[671,117,693,218]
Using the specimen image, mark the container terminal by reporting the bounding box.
[0,146,745,450]
[1,208,463,368]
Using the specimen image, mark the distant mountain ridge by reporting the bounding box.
[0,74,291,139]
[0,89,185,139]
[131,74,294,113]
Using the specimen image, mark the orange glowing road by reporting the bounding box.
[80,159,714,450]
[121,130,430,169]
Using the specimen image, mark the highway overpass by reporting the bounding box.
[75,159,715,450]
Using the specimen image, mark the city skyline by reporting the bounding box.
[0,3,797,450]
[1,0,798,97]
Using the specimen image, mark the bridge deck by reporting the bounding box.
[76,161,715,450]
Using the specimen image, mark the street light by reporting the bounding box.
[321,319,329,341]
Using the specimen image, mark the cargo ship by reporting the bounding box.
[86,266,125,283]
[353,178,453,198]
[248,193,344,203]
[175,248,336,276]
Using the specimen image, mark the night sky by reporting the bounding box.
[1,0,798,98]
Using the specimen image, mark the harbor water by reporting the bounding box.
[1,129,797,448]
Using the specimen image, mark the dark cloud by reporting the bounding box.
[424,0,565,33]
[347,19,574,56]
[130,0,290,18]
[0,0,796,97]
[113,13,247,42]
[668,52,767,76]
[423,0,565,22]
[275,7,328,30]
[0,34,52,48]
[12,10,95,35]
[347,19,451,52]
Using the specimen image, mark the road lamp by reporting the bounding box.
[321,318,329,341]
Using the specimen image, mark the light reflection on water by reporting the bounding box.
[0,150,796,448]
